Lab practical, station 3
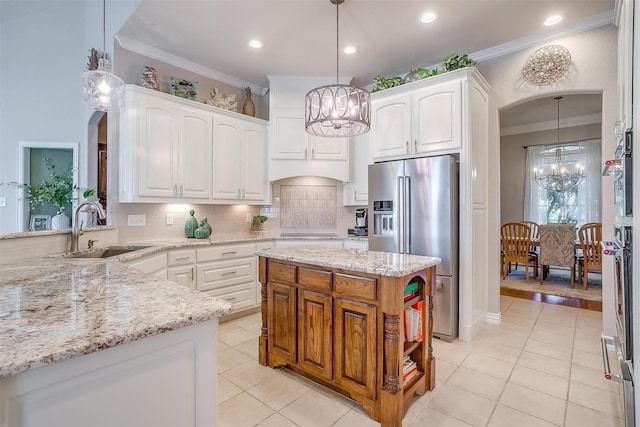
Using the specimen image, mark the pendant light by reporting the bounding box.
[533,96,586,192]
[304,0,370,137]
[81,0,125,112]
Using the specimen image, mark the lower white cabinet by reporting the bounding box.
[167,249,196,290]
[196,243,258,313]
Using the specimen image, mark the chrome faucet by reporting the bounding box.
[71,201,106,252]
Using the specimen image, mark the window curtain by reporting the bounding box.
[524,139,601,226]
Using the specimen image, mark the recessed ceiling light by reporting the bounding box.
[544,15,563,26]
[343,46,357,54]
[249,40,263,48]
[420,12,437,23]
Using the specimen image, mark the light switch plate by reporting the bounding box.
[0,197,6,207]
[166,214,173,225]
[246,213,252,223]
[128,214,146,226]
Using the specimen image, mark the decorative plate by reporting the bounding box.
[170,77,198,100]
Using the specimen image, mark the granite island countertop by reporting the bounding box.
[255,246,440,277]
[0,257,232,379]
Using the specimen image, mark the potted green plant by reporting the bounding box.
[251,215,268,232]
[1,158,95,230]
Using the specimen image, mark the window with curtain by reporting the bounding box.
[524,139,601,226]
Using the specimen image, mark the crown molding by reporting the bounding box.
[501,113,602,136]
[115,35,268,96]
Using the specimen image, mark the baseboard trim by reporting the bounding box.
[486,311,502,324]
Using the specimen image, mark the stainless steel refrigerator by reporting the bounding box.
[368,155,458,341]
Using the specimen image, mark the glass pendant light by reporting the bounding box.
[304,0,370,137]
[81,0,125,112]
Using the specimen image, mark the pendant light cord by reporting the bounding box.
[335,0,339,85]
[102,0,106,61]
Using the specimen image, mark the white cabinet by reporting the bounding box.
[196,243,259,313]
[616,0,634,131]
[120,85,213,202]
[212,115,268,203]
[343,133,371,206]
[167,249,196,289]
[268,76,351,182]
[371,79,462,160]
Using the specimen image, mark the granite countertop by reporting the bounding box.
[0,257,232,379]
[255,246,441,277]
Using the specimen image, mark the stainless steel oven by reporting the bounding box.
[614,130,633,218]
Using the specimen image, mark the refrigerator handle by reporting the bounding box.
[405,176,411,254]
[398,176,404,253]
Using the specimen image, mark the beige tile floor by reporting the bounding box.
[217,296,625,426]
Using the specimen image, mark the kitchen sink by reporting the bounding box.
[68,245,152,259]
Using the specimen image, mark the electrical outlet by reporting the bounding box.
[166,214,174,225]
[128,214,146,226]
[0,197,6,207]
[246,213,252,223]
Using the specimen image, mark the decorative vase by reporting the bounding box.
[194,219,211,239]
[51,212,70,230]
[185,210,198,238]
[201,218,212,235]
[242,87,256,117]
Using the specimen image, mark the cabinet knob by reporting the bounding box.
[173,185,177,197]
[312,148,315,159]
[414,140,417,152]
[406,141,409,153]
[305,148,308,159]
[179,185,184,197]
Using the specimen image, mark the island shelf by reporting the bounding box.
[256,247,440,426]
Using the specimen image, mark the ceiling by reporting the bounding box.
[117,0,613,130]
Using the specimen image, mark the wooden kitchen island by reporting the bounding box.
[256,247,441,427]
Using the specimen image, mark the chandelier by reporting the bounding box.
[80,0,125,112]
[533,96,585,192]
[304,0,370,137]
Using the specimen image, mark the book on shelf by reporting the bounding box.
[404,290,417,302]
[403,300,424,343]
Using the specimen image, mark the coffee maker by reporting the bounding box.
[348,208,368,236]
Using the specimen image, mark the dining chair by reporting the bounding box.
[577,222,602,290]
[538,224,576,287]
[501,222,538,282]
[521,220,540,261]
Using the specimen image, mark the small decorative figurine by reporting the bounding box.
[242,87,256,117]
[87,48,100,71]
[185,210,198,238]
[204,88,237,111]
[140,66,159,91]
[201,218,212,235]
[194,219,212,239]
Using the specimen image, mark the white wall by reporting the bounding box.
[479,24,617,336]
[0,0,140,234]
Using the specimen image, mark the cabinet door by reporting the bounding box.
[344,133,370,205]
[167,265,195,289]
[412,81,462,153]
[271,114,307,160]
[334,298,376,399]
[138,97,178,197]
[212,116,242,199]
[310,135,349,161]
[298,289,333,380]
[267,282,297,364]
[242,123,267,200]
[179,107,213,199]
[370,94,411,159]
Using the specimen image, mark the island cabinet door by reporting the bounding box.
[333,298,377,399]
[267,282,297,365]
[297,289,333,381]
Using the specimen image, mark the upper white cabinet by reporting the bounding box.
[343,132,371,206]
[212,115,268,203]
[119,85,268,204]
[120,87,213,202]
[268,76,351,182]
[371,78,462,160]
[616,0,634,131]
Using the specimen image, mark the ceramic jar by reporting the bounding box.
[185,210,198,238]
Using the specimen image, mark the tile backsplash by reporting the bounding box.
[280,185,337,228]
